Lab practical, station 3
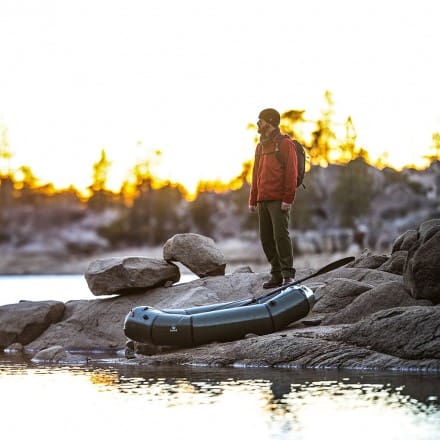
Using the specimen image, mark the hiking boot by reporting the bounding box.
[282,277,295,286]
[263,277,283,289]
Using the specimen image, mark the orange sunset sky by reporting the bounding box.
[0,0,439,194]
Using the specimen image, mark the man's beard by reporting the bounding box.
[258,124,269,136]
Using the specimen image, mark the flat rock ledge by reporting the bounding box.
[128,306,440,371]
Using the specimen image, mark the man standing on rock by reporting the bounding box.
[249,108,298,288]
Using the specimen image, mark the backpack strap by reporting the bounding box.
[255,143,263,157]
[253,143,263,175]
[274,134,290,167]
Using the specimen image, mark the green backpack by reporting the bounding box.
[275,134,306,188]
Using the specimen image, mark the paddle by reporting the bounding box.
[248,255,355,304]
[208,255,355,311]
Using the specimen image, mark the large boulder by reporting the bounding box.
[403,219,440,303]
[338,306,440,360]
[378,250,408,275]
[347,249,388,269]
[0,300,65,349]
[323,281,430,324]
[392,229,418,252]
[311,266,402,287]
[313,278,373,313]
[84,257,180,296]
[163,233,227,277]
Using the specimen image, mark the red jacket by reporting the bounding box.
[249,133,298,205]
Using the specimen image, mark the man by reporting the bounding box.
[249,108,297,288]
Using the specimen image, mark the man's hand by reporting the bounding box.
[281,202,291,211]
[249,205,257,213]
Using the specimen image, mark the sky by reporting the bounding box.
[0,0,439,194]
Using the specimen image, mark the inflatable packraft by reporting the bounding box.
[124,283,315,347]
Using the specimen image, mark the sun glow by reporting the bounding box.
[0,0,439,194]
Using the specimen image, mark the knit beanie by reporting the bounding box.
[259,108,280,127]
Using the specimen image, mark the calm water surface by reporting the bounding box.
[1,275,440,439]
[0,273,196,305]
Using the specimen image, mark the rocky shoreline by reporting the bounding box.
[1,219,439,372]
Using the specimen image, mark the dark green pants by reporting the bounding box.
[258,200,295,279]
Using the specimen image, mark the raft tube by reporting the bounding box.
[124,284,315,347]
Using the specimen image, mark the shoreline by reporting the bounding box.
[0,240,357,276]
[2,349,440,375]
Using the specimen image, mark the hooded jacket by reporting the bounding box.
[249,130,298,205]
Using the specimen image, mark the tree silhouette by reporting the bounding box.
[280,109,306,140]
[15,165,40,204]
[425,132,440,162]
[338,116,357,162]
[88,149,116,211]
[0,125,14,222]
[0,124,13,178]
[310,90,337,165]
[90,149,111,192]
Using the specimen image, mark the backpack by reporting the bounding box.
[275,135,306,188]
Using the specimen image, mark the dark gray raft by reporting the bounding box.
[124,284,315,347]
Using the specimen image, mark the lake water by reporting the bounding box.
[0,273,197,306]
[1,275,440,439]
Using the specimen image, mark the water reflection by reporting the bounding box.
[1,355,440,440]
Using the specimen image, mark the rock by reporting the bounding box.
[323,281,430,324]
[313,278,373,313]
[125,340,136,358]
[347,248,389,269]
[418,218,440,242]
[232,265,254,274]
[338,306,440,361]
[84,256,180,296]
[392,229,418,252]
[4,342,24,353]
[404,219,440,303]
[31,345,88,364]
[378,250,408,275]
[0,300,65,349]
[311,266,402,287]
[163,233,227,277]
[128,322,440,371]
[25,298,130,352]
[132,341,165,356]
